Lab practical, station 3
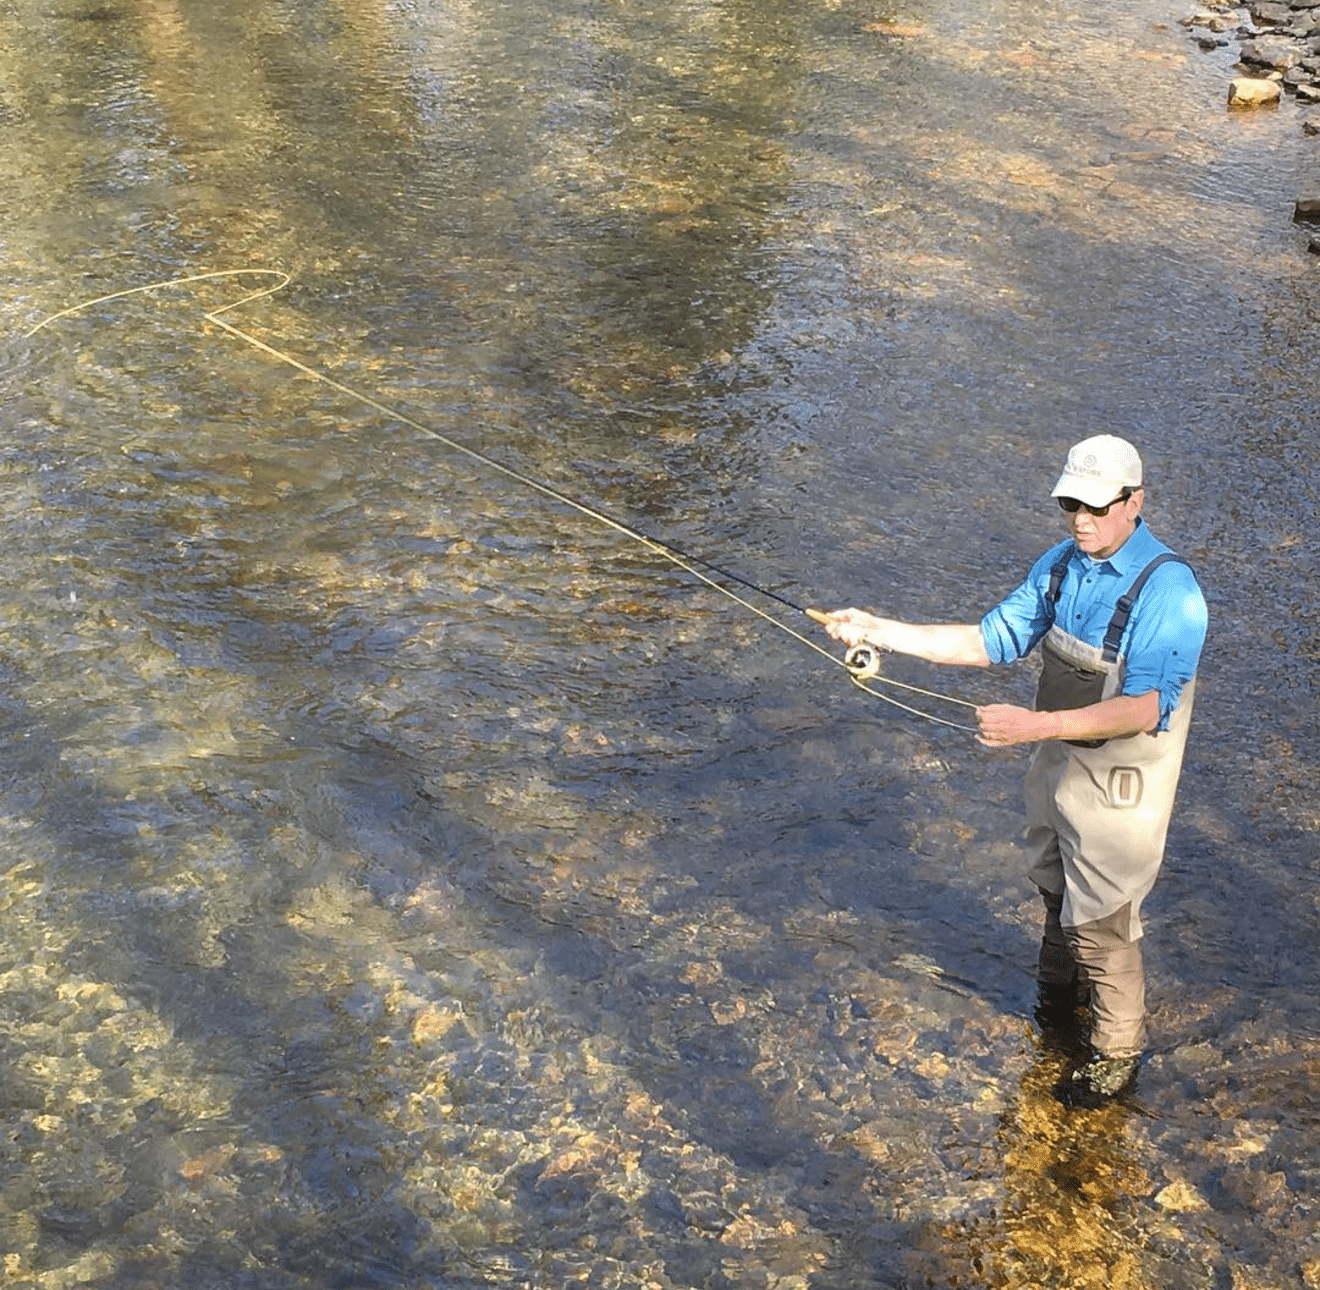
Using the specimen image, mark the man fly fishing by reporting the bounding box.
[816,435,1208,1107]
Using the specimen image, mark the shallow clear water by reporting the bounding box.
[0,0,1317,1287]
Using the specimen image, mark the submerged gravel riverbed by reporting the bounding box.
[1,0,1318,1286]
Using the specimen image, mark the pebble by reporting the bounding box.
[1164,1040,1220,1073]
[1154,1179,1212,1212]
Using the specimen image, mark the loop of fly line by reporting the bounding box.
[26,268,981,734]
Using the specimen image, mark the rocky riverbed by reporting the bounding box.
[1183,0,1320,247]
[1184,0,1320,112]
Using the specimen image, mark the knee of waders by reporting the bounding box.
[1062,904,1139,967]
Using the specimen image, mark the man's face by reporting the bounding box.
[1061,488,1143,559]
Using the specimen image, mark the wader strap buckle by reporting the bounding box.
[1100,553,1188,662]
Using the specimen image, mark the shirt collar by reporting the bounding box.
[1076,517,1153,576]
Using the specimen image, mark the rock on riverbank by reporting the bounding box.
[1185,0,1320,251]
[1184,0,1320,106]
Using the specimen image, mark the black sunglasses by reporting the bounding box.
[1057,488,1134,518]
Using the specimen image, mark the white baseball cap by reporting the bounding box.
[1051,435,1143,508]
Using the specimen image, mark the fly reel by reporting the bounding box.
[844,643,883,680]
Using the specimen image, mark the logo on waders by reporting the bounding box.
[1107,766,1143,809]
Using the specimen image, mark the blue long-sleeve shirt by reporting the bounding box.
[980,520,1208,729]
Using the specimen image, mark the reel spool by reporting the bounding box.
[844,643,882,680]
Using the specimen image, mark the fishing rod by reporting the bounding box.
[25,268,980,732]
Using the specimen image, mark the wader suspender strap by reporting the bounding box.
[1043,550,1189,660]
[1045,553,1072,616]
[1101,553,1188,662]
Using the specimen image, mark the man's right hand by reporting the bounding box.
[807,607,886,652]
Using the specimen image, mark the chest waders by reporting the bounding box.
[1024,553,1196,1057]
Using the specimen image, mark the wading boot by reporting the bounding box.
[1057,1052,1139,1109]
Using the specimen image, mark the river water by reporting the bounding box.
[1,0,1317,1287]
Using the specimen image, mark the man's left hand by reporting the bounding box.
[975,703,1049,748]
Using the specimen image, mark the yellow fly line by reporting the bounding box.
[27,268,980,733]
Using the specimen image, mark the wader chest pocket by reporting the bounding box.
[1107,766,1144,809]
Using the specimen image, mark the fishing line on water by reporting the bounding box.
[25,268,981,733]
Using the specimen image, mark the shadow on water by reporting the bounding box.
[9,255,1319,1290]
[5,338,1317,1287]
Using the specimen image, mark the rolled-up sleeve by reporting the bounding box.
[1120,566,1208,725]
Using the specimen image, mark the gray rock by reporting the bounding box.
[1295,197,1320,221]
[1241,34,1307,64]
